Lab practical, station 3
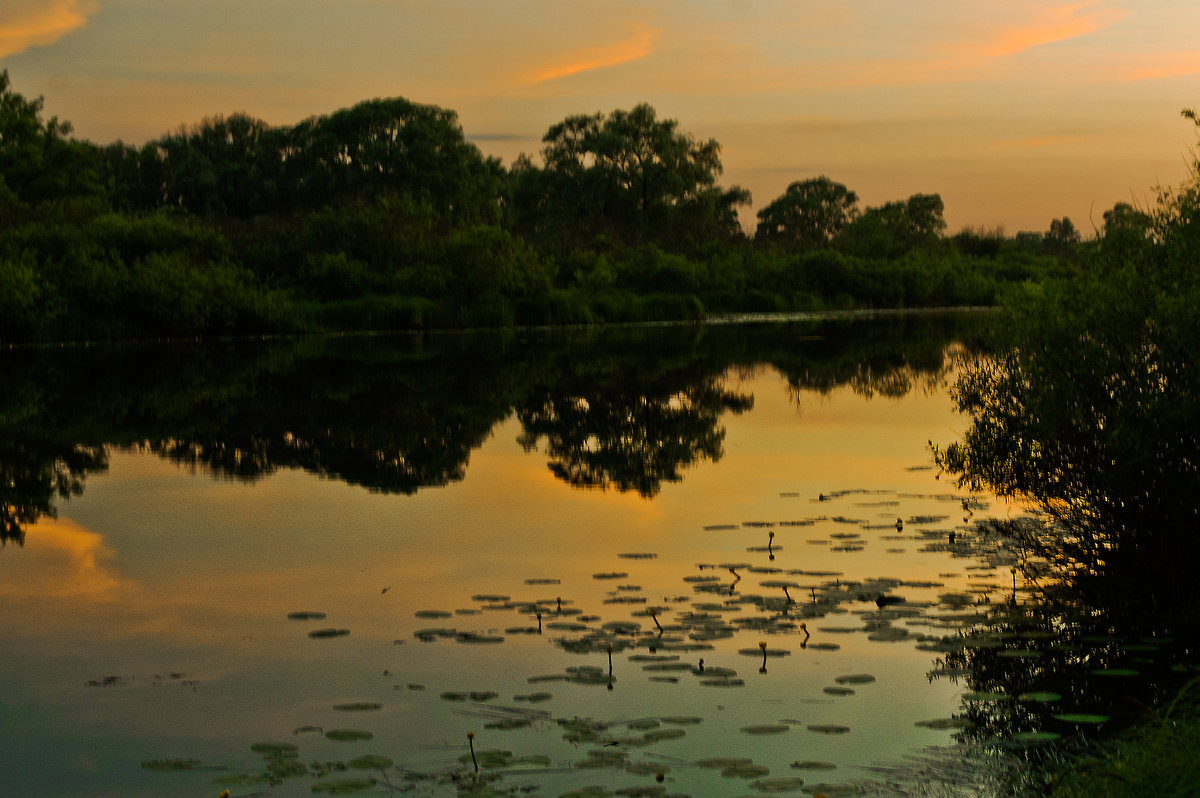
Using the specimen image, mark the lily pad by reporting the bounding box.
[140,758,201,771]
[347,755,393,769]
[414,610,453,619]
[807,724,850,735]
[834,673,876,685]
[791,761,836,770]
[750,777,807,792]
[1054,713,1110,724]
[325,729,374,741]
[308,628,350,639]
[741,724,790,735]
[287,611,326,620]
[1012,730,1062,743]
[697,757,753,769]
[333,702,381,712]
[721,762,771,778]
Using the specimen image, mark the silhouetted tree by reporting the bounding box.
[510,103,748,252]
[755,177,858,249]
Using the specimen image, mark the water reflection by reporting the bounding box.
[0,312,986,542]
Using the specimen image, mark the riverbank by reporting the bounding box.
[1048,680,1200,797]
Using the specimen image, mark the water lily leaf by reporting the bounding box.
[593,572,628,580]
[1012,730,1061,743]
[308,628,350,639]
[697,757,753,769]
[738,647,790,657]
[721,762,771,778]
[791,761,836,770]
[802,782,859,797]
[834,674,876,685]
[457,749,513,768]
[140,758,201,771]
[287,611,326,621]
[414,610,453,619]
[807,724,850,735]
[741,724,790,735]
[1053,713,1109,724]
[347,755,392,769]
[333,703,381,712]
[749,777,807,792]
[470,594,510,602]
[455,633,505,644]
[325,729,374,741]
[915,717,971,730]
[823,686,855,696]
[514,692,553,703]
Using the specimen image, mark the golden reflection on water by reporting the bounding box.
[0,367,1013,796]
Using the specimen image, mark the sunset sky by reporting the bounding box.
[4,0,1199,232]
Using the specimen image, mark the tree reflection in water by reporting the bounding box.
[0,311,990,542]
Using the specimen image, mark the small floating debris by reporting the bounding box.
[807,724,850,735]
[740,724,790,735]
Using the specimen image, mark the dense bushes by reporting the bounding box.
[0,71,1092,342]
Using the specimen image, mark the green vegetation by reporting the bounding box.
[2,70,1095,343]
[936,110,1200,793]
[1048,682,1200,798]
[935,108,1200,626]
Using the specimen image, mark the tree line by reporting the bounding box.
[0,70,1139,342]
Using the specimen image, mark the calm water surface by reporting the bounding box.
[2,315,1030,797]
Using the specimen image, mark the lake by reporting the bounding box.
[0,312,1072,797]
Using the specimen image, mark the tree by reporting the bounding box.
[835,193,946,259]
[514,103,748,250]
[286,98,503,224]
[755,177,858,248]
[935,115,1200,619]
[0,70,102,211]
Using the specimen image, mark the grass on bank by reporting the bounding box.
[1049,679,1200,798]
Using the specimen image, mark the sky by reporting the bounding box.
[3,0,1199,233]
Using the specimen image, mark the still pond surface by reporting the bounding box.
[1,313,1083,797]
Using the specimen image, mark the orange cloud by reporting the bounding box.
[0,0,97,58]
[1126,51,1200,81]
[525,23,658,84]
[0,517,131,599]
[973,2,1124,58]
